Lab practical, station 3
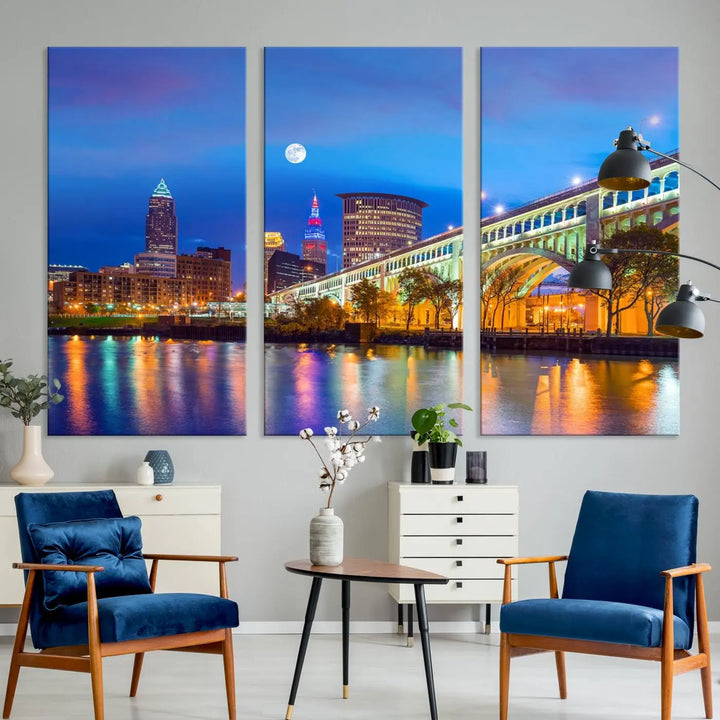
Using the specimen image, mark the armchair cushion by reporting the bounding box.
[35,593,239,648]
[28,516,152,611]
[500,598,691,649]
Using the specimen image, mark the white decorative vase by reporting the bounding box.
[309,507,344,566]
[136,461,154,485]
[10,425,54,486]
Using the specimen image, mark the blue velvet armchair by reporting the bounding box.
[498,491,712,720]
[2,490,239,720]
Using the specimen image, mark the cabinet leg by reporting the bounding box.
[485,603,492,635]
[407,604,414,647]
[397,603,404,635]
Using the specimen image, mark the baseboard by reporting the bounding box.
[2,620,720,637]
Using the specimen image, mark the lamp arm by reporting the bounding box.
[588,245,720,274]
[638,143,720,194]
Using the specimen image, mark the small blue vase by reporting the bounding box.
[144,450,174,484]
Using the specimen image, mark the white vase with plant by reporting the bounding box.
[0,359,64,486]
[300,405,380,566]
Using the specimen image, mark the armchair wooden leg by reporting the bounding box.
[499,633,510,720]
[3,570,35,719]
[554,651,567,699]
[222,629,236,720]
[129,653,144,697]
[87,574,104,720]
[696,574,713,719]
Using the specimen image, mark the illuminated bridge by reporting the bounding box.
[267,154,679,330]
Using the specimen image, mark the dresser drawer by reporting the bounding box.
[391,578,513,604]
[115,486,221,516]
[401,513,517,536]
[399,487,518,515]
[401,535,518,558]
[400,557,511,579]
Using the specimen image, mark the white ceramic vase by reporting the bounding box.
[309,507,343,566]
[136,461,154,485]
[10,425,54,486]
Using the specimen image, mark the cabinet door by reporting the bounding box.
[140,515,221,595]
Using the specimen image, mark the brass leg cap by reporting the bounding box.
[285,705,293,720]
[407,637,414,648]
[397,624,404,634]
[343,685,349,699]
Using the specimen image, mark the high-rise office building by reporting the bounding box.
[267,251,324,293]
[145,178,177,254]
[264,232,285,293]
[302,192,327,273]
[337,192,427,268]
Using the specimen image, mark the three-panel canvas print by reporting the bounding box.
[47,46,680,438]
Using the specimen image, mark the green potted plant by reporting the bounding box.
[0,359,64,486]
[411,402,472,484]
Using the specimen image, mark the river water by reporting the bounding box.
[47,336,678,436]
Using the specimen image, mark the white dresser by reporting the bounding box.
[0,484,222,605]
[388,482,518,635]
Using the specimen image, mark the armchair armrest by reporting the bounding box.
[661,562,711,578]
[13,562,105,573]
[497,555,568,566]
[142,554,238,598]
[498,556,568,605]
[142,553,238,563]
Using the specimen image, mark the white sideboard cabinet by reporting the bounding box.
[0,484,222,605]
[388,481,518,640]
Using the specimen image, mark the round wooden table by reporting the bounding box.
[284,558,448,720]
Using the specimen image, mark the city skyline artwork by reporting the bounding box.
[47,47,247,436]
[263,47,464,436]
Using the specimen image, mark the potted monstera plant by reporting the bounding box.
[411,402,472,484]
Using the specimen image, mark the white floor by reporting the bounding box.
[0,632,717,720]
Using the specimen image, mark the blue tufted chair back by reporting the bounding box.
[562,490,698,637]
[15,490,124,646]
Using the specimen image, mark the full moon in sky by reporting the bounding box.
[285,143,307,164]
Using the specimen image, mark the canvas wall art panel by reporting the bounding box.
[264,47,463,435]
[48,47,246,435]
[480,47,679,435]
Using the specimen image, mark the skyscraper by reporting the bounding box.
[302,191,327,273]
[145,178,177,255]
[337,192,427,268]
[264,232,286,294]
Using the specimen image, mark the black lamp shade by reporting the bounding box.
[655,286,706,338]
[568,253,612,290]
[597,129,651,191]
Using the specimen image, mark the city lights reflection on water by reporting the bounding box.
[48,336,678,437]
[48,336,246,435]
[264,343,463,435]
[481,353,679,435]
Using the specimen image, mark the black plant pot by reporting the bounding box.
[428,442,458,484]
[410,431,431,484]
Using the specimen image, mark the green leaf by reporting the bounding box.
[448,402,472,411]
[411,408,437,434]
[449,418,458,427]
[53,379,61,389]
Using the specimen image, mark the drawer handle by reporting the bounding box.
[456,539,463,545]
[456,560,463,567]
[457,495,464,502]
[455,581,463,589]
[456,517,463,523]
[155,494,164,502]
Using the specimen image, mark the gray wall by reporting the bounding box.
[1,0,720,624]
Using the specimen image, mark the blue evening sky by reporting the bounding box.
[48,47,246,290]
[481,47,679,218]
[264,47,463,272]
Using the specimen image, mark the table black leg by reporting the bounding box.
[414,583,439,720]
[407,603,414,647]
[485,603,492,635]
[286,577,322,720]
[397,602,404,634]
[342,579,350,699]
